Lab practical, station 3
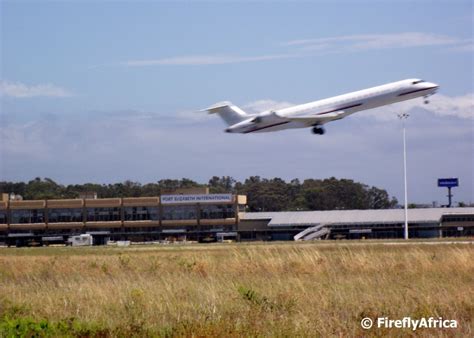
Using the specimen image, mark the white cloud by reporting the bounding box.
[0,80,73,98]
[122,54,296,66]
[0,121,52,158]
[118,32,471,68]
[423,93,474,119]
[243,99,294,113]
[117,32,473,67]
[175,109,212,121]
[449,42,474,52]
[285,32,472,53]
[359,93,474,121]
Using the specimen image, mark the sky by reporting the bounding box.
[0,0,473,205]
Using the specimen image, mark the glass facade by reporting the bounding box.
[443,215,474,222]
[48,208,83,223]
[11,209,45,223]
[1,204,237,224]
[162,205,197,220]
[124,206,159,221]
[123,226,161,232]
[86,208,120,222]
[200,204,235,219]
[0,211,7,224]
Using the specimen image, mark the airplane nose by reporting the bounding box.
[225,128,232,133]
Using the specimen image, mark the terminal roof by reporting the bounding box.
[241,208,474,227]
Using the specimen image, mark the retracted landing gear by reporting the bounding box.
[312,126,325,135]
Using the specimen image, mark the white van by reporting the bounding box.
[67,234,93,246]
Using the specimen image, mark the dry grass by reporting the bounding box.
[0,241,473,337]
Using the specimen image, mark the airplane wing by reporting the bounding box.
[283,111,345,124]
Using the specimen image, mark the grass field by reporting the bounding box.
[0,241,473,337]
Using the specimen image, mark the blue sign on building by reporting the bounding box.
[438,178,459,188]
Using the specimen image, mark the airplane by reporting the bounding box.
[203,79,439,135]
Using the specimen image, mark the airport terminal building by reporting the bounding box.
[0,191,473,246]
[0,190,246,246]
[239,208,474,240]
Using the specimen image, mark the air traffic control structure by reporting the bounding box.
[0,191,473,246]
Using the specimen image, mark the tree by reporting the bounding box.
[157,179,181,193]
[0,181,27,197]
[0,176,398,211]
[300,178,396,211]
[367,187,398,209]
[179,178,201,189]
[24,177,65,200]
[236,176,290,211]
[208,176,236,193]
[141,183,160,197]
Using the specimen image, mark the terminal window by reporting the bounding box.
[0,211,7,224]
[48,208,83,223]
[162,205,197,220]
[11,209,45,223]
[86,207,120,222]
[200,205,235,219]
[124,206,159,221]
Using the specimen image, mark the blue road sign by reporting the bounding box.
[438,178,459,188]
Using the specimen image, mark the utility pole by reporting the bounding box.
[447,187,453,208]
[398,113,409,240]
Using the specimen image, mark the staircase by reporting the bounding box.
[294,224,330,241]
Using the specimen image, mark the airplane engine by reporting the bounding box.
[251,111,282,124]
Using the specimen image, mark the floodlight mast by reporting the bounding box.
[398,113,409,240]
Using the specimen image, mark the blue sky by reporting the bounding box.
[1,0,473,204]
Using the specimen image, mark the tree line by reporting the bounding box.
[0,176,398,211]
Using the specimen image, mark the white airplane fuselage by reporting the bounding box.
[205,79,438,135]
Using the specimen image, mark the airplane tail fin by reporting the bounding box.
[202,101,249,126]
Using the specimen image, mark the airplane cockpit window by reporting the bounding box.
[412,80,425,84]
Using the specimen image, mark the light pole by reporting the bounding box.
[398,113,409,240]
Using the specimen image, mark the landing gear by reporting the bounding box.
[424,95,430,104]
[312,126,325,135]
